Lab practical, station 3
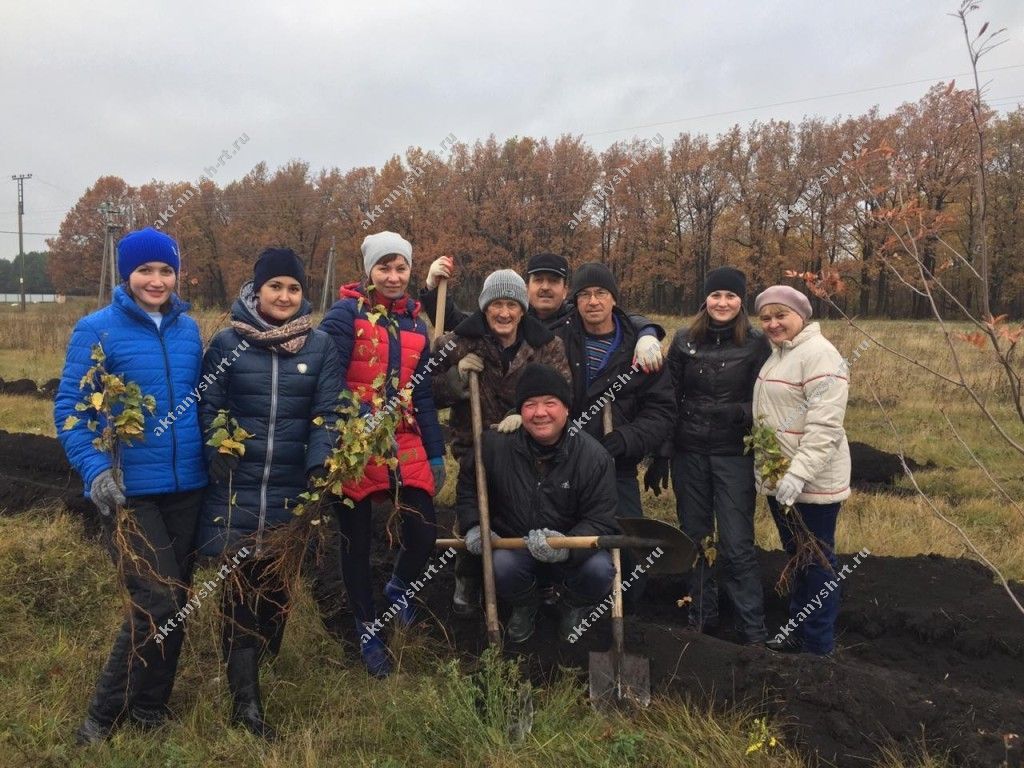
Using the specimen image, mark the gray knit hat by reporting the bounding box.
[361,231,412,275]
[478,269,528,312]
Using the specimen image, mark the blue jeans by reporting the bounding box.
[768,497,841,654]
[492,548,615,605]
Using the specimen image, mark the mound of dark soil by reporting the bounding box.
[0,429,95,530]
[3,429,1020,767]
[2,378,40,397]
[415,518,1023,767]
[849,440,934,490]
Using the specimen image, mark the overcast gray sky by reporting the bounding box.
[2,0,1022,256]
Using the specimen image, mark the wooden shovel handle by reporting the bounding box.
[433,278,447,347]
[470,371,502,647]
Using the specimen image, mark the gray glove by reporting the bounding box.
[457,353,485,383]
[90,469,126,517]
[527,528,569,563]
[463,525,499,556]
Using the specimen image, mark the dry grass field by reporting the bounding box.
[0,297,1021,767]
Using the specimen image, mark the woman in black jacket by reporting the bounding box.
[196,249,343,739]
[652,267,770,645]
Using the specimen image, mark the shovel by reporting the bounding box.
[591,405,649,709]
[437,515,695,708]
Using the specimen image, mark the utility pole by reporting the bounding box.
[11,174,31,312]
[320,236,337,314]
[97,201,124,308]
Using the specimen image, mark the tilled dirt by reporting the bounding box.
[2,429,1021,767]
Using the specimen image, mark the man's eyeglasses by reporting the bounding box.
[577,289,611,302]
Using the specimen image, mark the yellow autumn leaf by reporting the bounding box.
[90,392,104,409]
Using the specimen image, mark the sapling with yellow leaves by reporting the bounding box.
[744,418,833,593]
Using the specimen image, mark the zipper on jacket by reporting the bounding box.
[157,329,180,492]
[257,350,280,555]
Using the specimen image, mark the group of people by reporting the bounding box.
[55,226,851,744]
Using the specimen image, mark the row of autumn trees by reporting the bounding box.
[47,83,1024,317]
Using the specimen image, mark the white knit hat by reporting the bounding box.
[361,231,412,275]
[478,269,529,312]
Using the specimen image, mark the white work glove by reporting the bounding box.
[457,353,485,383]
[90,469,126,517]
[527,528,570,563]
[426,256,454,290]
[774,472,806,507]
[633,335,664,373]
[463,525,498,556]
[494,413,522,433]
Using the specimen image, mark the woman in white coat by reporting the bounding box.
[752,285,851,657]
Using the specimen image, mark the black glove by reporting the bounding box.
[307,465,329,492]
[209,452,240,484]
[602,430,627,459]
[644,457,671,496]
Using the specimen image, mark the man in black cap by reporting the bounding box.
[551,262,675,607]
[419,253,665,372]
[456,363,618,643]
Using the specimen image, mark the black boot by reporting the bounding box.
[75,715,114,746]
[506,583,541,644]
[226,647,277,740]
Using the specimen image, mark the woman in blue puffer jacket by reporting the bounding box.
[196,248,342,740]
[54,227,207,745]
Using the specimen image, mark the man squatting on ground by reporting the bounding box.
[457,363,619,643]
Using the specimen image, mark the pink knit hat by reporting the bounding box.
[754,285,813,319]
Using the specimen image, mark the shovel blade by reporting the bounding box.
[588,650,651,709]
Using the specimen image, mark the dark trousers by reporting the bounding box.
[768,497,842,654]
[492,548,615,605]
[221,555,289,658]
[304,511,349,640]
[333,487,437,623]
[673,452,766,642]
[87,489,202,724]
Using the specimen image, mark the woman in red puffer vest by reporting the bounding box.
[319,231,445,678]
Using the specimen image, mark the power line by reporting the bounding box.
[581,64,1024,138]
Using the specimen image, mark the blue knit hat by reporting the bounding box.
[117,227,180,280]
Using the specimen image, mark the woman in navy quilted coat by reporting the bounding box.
[54,227,207,744]
[196,248,342,740]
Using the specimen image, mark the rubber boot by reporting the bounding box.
[226,647,277,740]
[506,583,540,644]
[384,575,416,627]
[452,573,480,616]
[356,620,393,679]
[559,602,596,643]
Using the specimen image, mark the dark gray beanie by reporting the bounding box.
[571,262,618,302]
[478,269,528,312]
